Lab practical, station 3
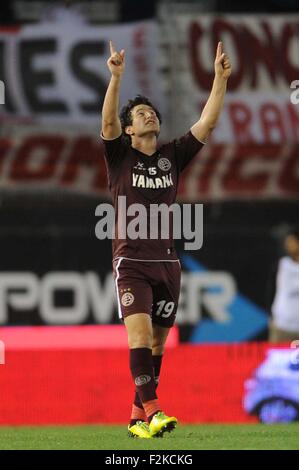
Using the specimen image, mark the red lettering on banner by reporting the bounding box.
[279,144,299,195]
[219,101,299,142]
[260,104,286,141]
[133,27,146,48]
[280,23,299,85]
[228,103,253,142]
[2,136,299,199]
[189,21,212,91]
[242,22,277,88]
[0,26,21,33]
[190,19,244,91]
[222,143,280,193]
[60,137,106,191]
[198,144,224,196]
[133,27,150,95]
[0,138,11,175]
[10,136,65,181]
[287,103,299,141]
[189,19,299,91]
[211,19,244,91]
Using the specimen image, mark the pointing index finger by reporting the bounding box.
[216,41,223,57]
[110,40,116,56]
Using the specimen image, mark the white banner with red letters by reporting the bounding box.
[0,124,298,200]
[0,21,164,123]
[1,16,299,200]
[170,15,299,143]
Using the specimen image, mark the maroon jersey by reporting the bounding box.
[101,131,204,261]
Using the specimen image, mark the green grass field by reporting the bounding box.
[0,424,298,450]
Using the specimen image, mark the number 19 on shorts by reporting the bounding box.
[154,301,175,318]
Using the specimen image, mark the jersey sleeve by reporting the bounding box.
[100,133,128,170]
[173,130,205,173]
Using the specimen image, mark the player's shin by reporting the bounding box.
[129,348,161,421]
[130,354,163,425]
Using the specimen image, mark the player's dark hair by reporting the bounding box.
[120,95,162,144]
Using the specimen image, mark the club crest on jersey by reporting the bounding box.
[121,292,135,307]
[158,158,171,172]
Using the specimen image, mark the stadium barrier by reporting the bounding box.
[0,327,286,425]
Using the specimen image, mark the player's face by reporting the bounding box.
[127,104,160,137]
[285,235,299,258]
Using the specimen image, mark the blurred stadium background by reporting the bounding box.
[0,0,299,444]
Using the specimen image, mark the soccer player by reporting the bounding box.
[101,40,231,438]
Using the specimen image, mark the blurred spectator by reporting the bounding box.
[269,228,299,343]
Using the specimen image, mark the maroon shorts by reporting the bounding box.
[113,258,181,328]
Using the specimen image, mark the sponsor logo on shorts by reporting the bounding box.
[158,158,171,172]
[135,374,152,386]
[121,292,134,307]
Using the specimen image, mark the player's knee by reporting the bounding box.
[128,337,152,349]
[128,330,152,349]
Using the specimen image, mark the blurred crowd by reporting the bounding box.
[1,0,298,25]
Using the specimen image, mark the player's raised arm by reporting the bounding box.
[191,41,232,142]
[101,41,125,139]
